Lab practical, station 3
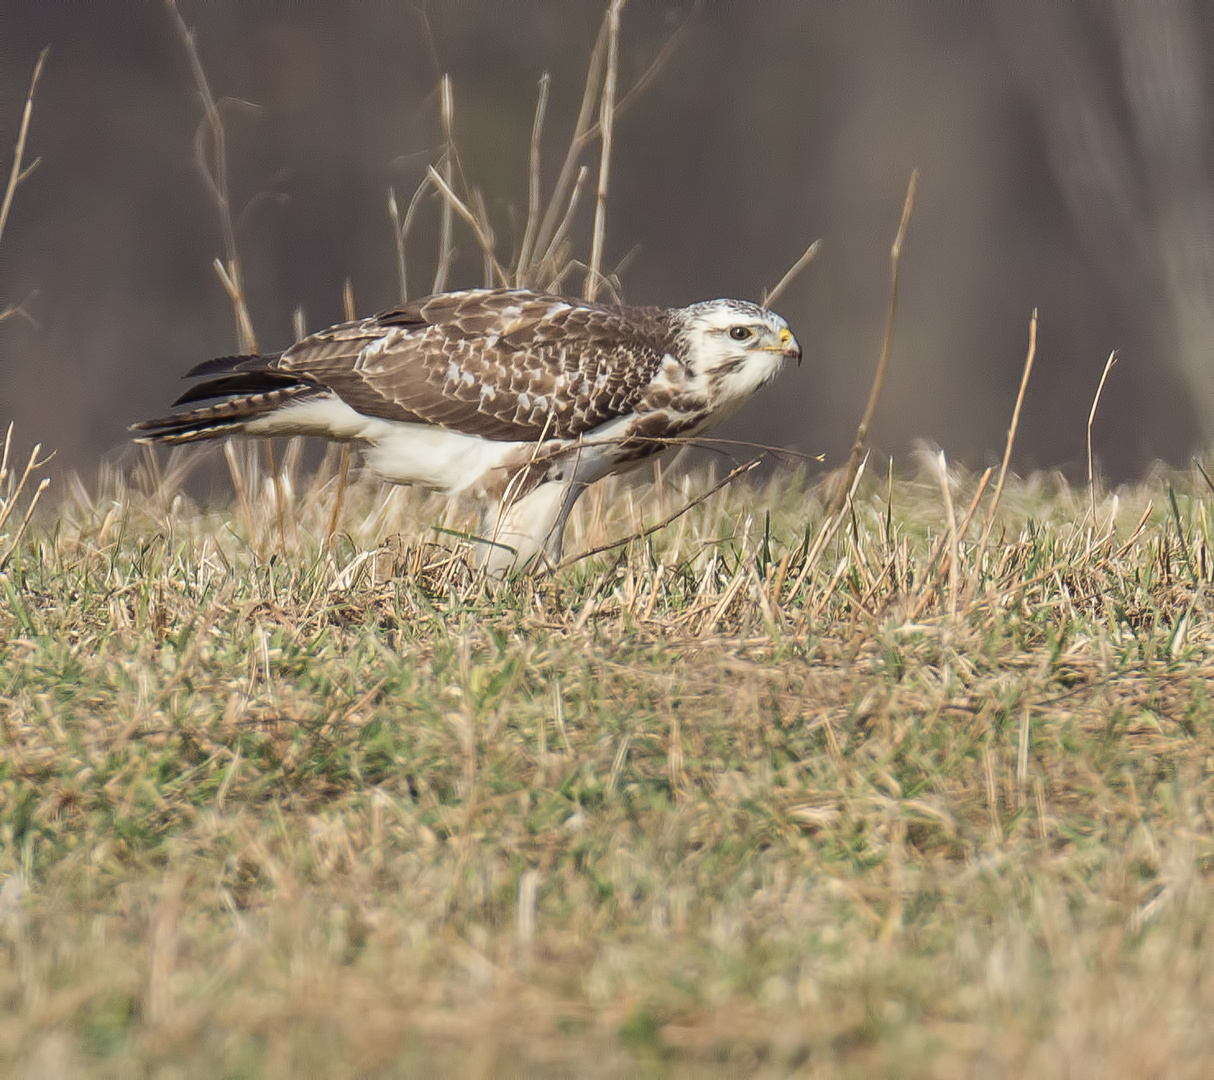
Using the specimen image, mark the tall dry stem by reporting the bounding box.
[0,48,47,257]
[585,0,624,301]
[827,170,918,517]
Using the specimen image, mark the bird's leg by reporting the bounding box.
[542,480,588,564]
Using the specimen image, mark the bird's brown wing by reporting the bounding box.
[272,289,680,441]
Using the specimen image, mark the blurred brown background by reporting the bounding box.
[0,2,1211,483]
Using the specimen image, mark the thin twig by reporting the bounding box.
[907,466,992,620]
[762,239,820,308]
[0,441,52,536]
[585,0,624,301]
[426,165,508,284]
[0,47,48,254]
[469,187,500,287]
[326,447,352,551]
[387,187,407,303]
[827,170,918,517]
[534,0,696,264]
[516,73,551,286]
[976,309,1038,565]
[608,1,699,124]
[165,0,257,353]
[557,457,762,569]
[1087,349,1117,528]
[536,165,589,284]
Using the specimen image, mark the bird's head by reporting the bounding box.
[676,298,801,406]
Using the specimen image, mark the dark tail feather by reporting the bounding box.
[131,385,316,444]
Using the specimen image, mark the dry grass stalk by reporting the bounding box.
[165,0,257,354]
[932,450,960,619]
[1087,349,1117,527]
[557,456,761,569]
[0,432,51,573]
[907,465,993,620]
[784,451,869,609]
[425,164,507,285]
[975,308,1039,568]
[762,238,821,308]
[827,170,918,517]
[515,73,551,286]
[388,174,434,303]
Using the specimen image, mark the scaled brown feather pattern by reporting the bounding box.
[181,290,683,444]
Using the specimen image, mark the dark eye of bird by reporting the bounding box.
[729,326,753,341]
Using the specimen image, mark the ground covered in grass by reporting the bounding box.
[1,445,1213,1078]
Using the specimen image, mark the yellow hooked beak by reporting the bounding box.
[778,327,802,366]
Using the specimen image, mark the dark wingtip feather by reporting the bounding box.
[183,352,283,379]
[172,369,301,407]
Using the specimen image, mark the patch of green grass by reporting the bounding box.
[1,448,1214,1077]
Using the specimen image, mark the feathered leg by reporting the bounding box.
[477,479,588,576]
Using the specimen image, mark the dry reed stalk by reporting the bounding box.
[469,187,498,287]
[827,170,918,517]
[1087,350,1117,527]
[532,2,693,271]
[0,423,11,493]
[933,450,960,619]
[387,187,406,300]
[974,309,1038,570]
[585,0,624,301]
[432,75,455,294]
[531,16,612,265]
[166,0,271,539]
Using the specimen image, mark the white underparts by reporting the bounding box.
[244,394,524,495]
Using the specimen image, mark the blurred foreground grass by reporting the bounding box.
[1,440,1213,1078]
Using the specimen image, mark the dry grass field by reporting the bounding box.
[1,438,1213,1077]
[4,6,1214,1075]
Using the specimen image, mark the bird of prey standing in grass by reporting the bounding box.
[133,288,802,574]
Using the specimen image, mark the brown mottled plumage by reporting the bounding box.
[133,288,801,573]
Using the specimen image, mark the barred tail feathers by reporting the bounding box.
[131,361,317,444]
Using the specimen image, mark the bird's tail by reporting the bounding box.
[130,352,316,444]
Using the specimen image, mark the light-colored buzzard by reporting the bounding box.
[133,288,801,573]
